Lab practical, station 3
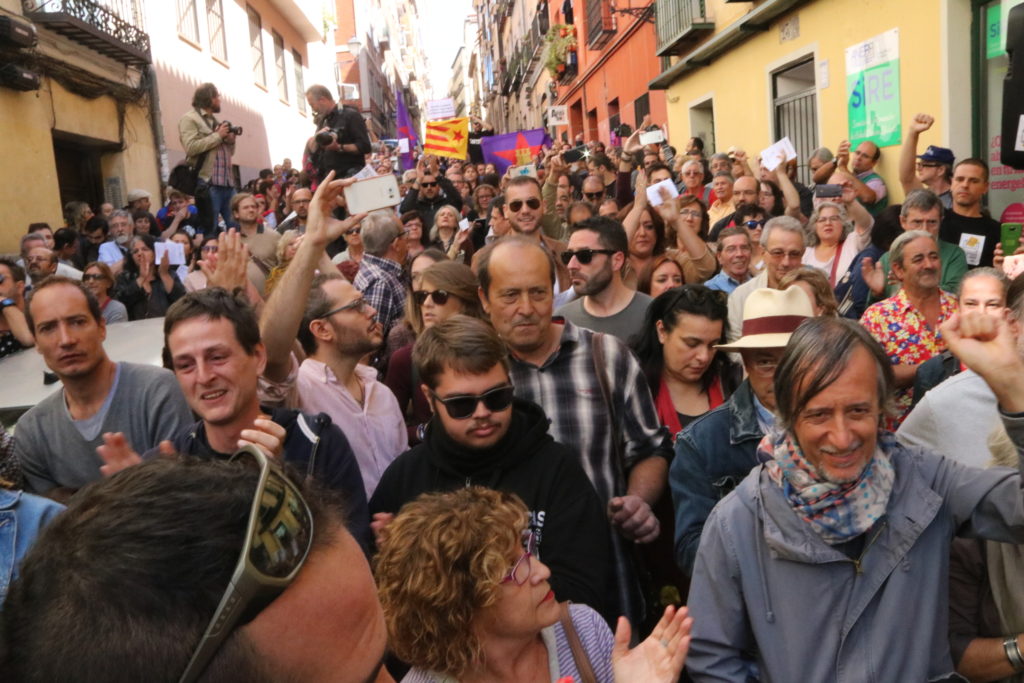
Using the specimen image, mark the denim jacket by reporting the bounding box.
[0,488,64,601]
[670,380,767,575]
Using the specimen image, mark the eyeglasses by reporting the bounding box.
[429,383,515,419]
[508,198,541,212]
[743,220,766,229]
[319,297,371,318]
[916,162,942,169]
[583,191,604,200]
[766,249,804,260]
[561,248,617,265]
[413,289,452,306]
[82,273,105,282]
[501,529,538,585]
[178,445,314,683]
[816,215,844,224]
[420,181,439,188]
[344,227,361,236]
[679,209,703,219]
[749,357,780,374]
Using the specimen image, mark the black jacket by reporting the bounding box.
[397,176,464,231]
[369,399,611,618]
[167,406,371,551]
[311,104,372,179]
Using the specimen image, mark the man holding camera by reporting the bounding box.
[305,84,372,182]
[178,83,238,236]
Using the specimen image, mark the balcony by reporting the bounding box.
[585,0,614,49]
[25,0,150,67]
[655,0,714,56]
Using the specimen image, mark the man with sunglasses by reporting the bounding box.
[898,113,954,209]
[501,175,571,294]
[555,216,652,342]
[369,315,612,617]
[477,236,671,629]
[398,156,463,232]
[260,175,407,500]
[2,452,391,683]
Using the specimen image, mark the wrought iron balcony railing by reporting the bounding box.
[24,0,151,66]
[654,0,713,56]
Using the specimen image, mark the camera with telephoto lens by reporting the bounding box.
[221,121,243,136]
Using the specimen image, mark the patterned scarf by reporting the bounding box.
[761,427,896,544]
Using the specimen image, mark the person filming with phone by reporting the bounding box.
[305,84,372,182]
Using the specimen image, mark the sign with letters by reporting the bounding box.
[547,105,568,126]
[845,28,901,148]
[425,98,456,121]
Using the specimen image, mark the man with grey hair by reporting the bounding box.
[702,153,731,203]
[687,313,1024,681]
[898,268,1018,467]
[861,229,958,425]
[678,158,705,199]
[863,189,968,301]
[726,216,807,345]
[353,210,408,338]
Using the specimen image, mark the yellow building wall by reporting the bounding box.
[664,0,944,204]
[0,79,160,254]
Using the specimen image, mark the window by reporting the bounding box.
[207,0,227,62]
[177,0,199,43]
[293,49,306,114]
[247,6,266,87]
[633,93,650,124]
[689,98,715,154]
[273,31,287,101]
[772,58,817,185]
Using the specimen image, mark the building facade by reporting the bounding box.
[0,0,159,251]
[650,0,1024,215]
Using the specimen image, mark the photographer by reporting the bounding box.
[177,83,238,236]
[304,84,372,182]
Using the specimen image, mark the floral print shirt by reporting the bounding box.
[860,289,959,426]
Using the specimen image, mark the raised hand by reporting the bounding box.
[201,229,250,292]
[910,113,935,134]
[97,432,142,477]
[860,257,886,296]
[942,312,1024,413]
[611,606,693,682]
[305,170,368,246]
[836,140,851,168]
[238,416,287,459]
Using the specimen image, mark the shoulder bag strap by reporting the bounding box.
[559,602,598,683]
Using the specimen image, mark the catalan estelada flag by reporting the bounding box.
[423,117,469,160]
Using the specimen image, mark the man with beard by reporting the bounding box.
[179,83,237,234]
[260,174,406,499]
[555,216,651,342]
[861,230,958,425]
[96,210,135,276]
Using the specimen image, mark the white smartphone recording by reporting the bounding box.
[343,174,402,214]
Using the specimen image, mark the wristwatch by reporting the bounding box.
[0,298,15,310]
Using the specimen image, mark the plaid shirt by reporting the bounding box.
[209,141,232,187]
[354,254,406,338]
[508,319,671,624]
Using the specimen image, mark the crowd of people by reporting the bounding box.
[2,81,1024,682]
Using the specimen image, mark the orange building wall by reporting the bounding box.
[550,1,667,144]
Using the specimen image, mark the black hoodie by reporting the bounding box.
[369,399,611,618]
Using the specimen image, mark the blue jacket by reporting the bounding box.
[670,380,766,575]
[0,489,64,602]
[686,413,1024,682]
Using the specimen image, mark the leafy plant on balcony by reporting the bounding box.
[544,24,577,79]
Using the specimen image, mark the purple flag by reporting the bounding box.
[481,128,552,175]
[395,89,418,171]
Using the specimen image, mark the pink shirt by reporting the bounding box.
[260,356,408,498]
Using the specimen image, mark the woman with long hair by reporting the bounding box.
[113,234,185,320]
[429,204,474,263]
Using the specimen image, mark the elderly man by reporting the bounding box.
[20,233,82,285]
[671,287,811,575]
[861,230,958,424]
[834,138,888,216]
[353,211,408,338]
[686,311,1024,681]
[705,227,753,294]
[706,172,735,226]
[726,216,806,345]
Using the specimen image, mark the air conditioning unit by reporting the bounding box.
[0,16,37,48]
[0,63,40,91]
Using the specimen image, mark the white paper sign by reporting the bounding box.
[425,98,456,121]
[155,241,186,266]
[639,130,665,146]
[458,218,471,233]
[510,164,538,178]
[646,178,679,206]
[98,242,124,265]
[352,164,378,180]
[398,138,410,153]
[760,137,798,172]
[959,233,986,267]
[548,105,568,126]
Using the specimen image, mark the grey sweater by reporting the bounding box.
[15,363,192,494]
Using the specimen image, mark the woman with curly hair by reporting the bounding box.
[375,487,692,683]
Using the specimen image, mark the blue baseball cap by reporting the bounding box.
[917,145,955,165]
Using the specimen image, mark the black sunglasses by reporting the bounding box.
[744,220,766,229]
[560,248,617,265]
[344,227,361,236]
[178,445,314,682]
[508,198,541,212]
[583,191,604,200]
[429,384,515,419]
[413,289,452,306]
[420,181,439,188]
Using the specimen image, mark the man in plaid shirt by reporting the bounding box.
[178,83,237,235]
[353,212,408,340]
[478,235,672,630]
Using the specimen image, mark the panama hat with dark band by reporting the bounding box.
[717,287,813,350]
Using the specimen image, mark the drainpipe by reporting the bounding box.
[145,63,169,196]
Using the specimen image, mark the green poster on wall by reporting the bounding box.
[845,29,901,147]
[988,4,1003,59]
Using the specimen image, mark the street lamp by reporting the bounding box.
[347,36,362,54]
